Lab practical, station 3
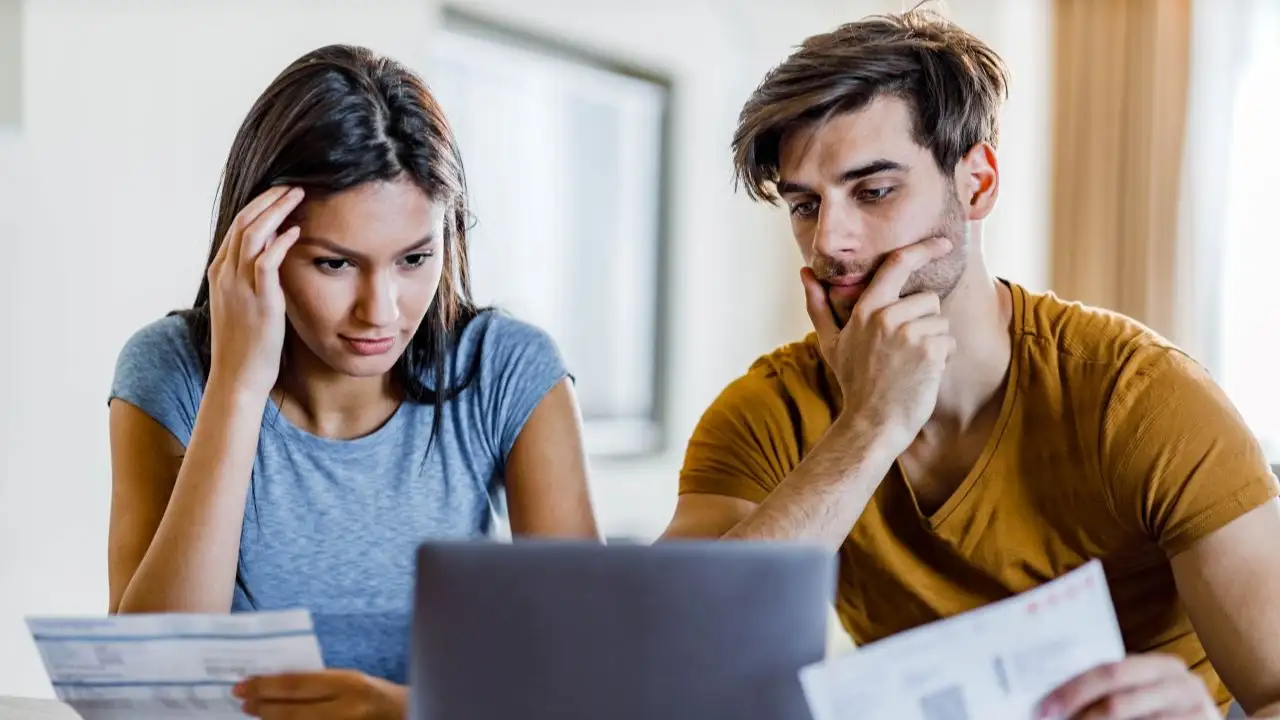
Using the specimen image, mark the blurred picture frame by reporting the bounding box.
[426,8,672,458]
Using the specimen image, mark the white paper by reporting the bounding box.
[26,609,325,720]
[800,560,1126,720]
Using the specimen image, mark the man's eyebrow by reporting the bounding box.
[296,235,436,260]
[776,159,909,196]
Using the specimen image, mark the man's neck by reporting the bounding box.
[930,267,1015,433]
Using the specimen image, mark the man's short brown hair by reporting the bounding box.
[732,6,1010,202]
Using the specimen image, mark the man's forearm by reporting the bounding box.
[723,416,903,551]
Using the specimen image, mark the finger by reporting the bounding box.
[224,185,292,270]
[1070,676,1208,720]
[801,266,839,344]
[875,292,942,330]
[1038,655,1188,719]
[236,185,295,235]
[235,671,344,702]
[247,701,324,720]
[933,333,958,361]
[901,315,950,345]
[856,237,952,312]
[238,187,305,272]
[253,225,301,293]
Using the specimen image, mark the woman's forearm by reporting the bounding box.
[116,376,266,613]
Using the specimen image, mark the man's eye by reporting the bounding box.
[314,258,351,272]
[790,201,818,218]
[857,187,895,203]
[402,252,434,268]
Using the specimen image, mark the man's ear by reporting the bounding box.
[955,142,999,221]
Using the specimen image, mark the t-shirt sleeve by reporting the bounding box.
[471,312,570,463]
[108,316,205,447]
[678,364,803,505]
[1101,346,1279,556]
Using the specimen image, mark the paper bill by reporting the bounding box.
[799,560,1126,720]
[26,609,325,719]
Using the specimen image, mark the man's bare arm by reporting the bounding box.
[663,416,900,551]
[1169,499,1280,716]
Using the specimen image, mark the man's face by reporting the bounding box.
[777,96,972,325]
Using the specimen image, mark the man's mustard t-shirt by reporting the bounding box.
[679,281,1278,711]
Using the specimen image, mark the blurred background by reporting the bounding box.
[0,0,1276,699]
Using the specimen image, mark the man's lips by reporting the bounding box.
[823,274,869,302]
[824,273,870,287]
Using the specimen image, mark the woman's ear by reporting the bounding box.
[955,142,999,221]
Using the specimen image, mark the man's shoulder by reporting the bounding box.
[736,333,833,401]
[703,333,837,432]
[681,334,835,500]
[746,332,826,378]
[1015,283,1182,369]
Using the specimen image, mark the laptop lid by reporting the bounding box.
[410,539,835,720]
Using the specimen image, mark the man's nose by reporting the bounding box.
[810,202,864,261]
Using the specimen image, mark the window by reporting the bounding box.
[1218,21,1280,461]
[425,11,670,457]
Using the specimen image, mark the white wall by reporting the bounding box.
[0,0,1050,697]
[0,0,18,127]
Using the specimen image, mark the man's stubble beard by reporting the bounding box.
[819,192,970,326]
[899,193,969,300]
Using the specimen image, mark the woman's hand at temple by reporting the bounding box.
[206,184,305,399]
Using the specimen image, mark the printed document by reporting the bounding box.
[26,609,324,719]
[799,560,1125,720]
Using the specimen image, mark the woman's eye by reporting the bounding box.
[857,187,895,203]
[314,258,351,272]
[402,252,434,268]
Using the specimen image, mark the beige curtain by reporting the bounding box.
[1050,0,1192,338]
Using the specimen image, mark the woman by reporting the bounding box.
[107,44,600,719]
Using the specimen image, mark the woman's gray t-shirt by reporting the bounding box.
[109,310,568,684]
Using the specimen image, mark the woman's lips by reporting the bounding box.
[341,336,396,356]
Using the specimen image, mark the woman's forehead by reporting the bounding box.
[296,179,446,253]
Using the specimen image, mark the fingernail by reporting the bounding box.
[231,682,245,698]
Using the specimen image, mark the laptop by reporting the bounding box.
[409,539,836,720]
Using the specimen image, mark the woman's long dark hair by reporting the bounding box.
[174,44,483,605]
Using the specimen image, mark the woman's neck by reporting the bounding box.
[275,343,403,440]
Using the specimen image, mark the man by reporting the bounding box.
[663,7,1280,719]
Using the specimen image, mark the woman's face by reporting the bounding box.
[278,176,447,378]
